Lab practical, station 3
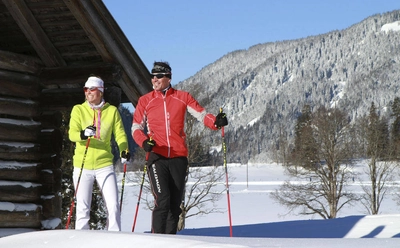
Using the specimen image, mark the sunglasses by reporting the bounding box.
[151,73,170,79]
[83,87,101,92]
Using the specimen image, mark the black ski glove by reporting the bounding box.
[121,150,131,164]
[80,125,96,140]
[214,112,228,129]
[142,138,156,152]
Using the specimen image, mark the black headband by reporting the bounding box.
[152,63,171,73]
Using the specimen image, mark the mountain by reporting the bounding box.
[176,10,400,164]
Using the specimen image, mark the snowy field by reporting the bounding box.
[1,161,400,247]
[121,161,400,234]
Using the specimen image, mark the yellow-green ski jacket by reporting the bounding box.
[69,101,128,170]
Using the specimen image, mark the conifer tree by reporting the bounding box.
[292,104,318,171]
[359,102,395,215]
[390,97,400,158]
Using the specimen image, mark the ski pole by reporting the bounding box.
[119,153,128,212]
[220,107,233,237]
[132,151,149,232]
[66,137,91,229]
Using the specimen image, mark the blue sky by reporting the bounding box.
[103,0,399,85]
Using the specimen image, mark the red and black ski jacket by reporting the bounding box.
[132,87,218,158]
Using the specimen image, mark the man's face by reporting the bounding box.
[151,73,171,91]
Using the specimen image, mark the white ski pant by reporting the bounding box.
[73,165,121,231]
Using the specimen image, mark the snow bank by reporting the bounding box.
[381,21,400,33]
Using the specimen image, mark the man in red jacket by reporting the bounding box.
[131,61,228,234]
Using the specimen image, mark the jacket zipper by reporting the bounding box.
[163,95,171,157]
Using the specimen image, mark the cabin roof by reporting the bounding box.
[0,0,151,110]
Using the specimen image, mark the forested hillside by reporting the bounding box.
[176,10,400,164]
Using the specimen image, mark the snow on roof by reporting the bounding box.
[0,141,35,148]
[0,96,36,104]
[0,118,40,126]
[0,180,41,188]
[41,218,61,229]
[0,161,38,169]
[0,202,40,211]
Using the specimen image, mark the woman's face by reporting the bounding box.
[84,87,103,105]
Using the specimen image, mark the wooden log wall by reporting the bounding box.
[0,68,63,232]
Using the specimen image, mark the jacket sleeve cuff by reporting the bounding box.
[80,130,88,140]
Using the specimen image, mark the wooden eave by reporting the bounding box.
[0,0,152,110]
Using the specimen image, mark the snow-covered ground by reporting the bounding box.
[1,162,400,247]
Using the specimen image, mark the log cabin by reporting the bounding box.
[0,0,151,235]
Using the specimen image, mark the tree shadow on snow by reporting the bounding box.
[178,215,368,238]
[361,226,385,238]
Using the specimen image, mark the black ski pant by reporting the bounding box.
[147,153,188,234]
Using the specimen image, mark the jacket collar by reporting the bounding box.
[154,86,174,97]
[87,99,105,110]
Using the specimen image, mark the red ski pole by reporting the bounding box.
[132,152,149,232]
[66,137,91,229]
[220,108,233,237]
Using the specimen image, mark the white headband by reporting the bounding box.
[84,77,104,92]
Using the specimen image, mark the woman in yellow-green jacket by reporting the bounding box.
[69,75,130,231]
